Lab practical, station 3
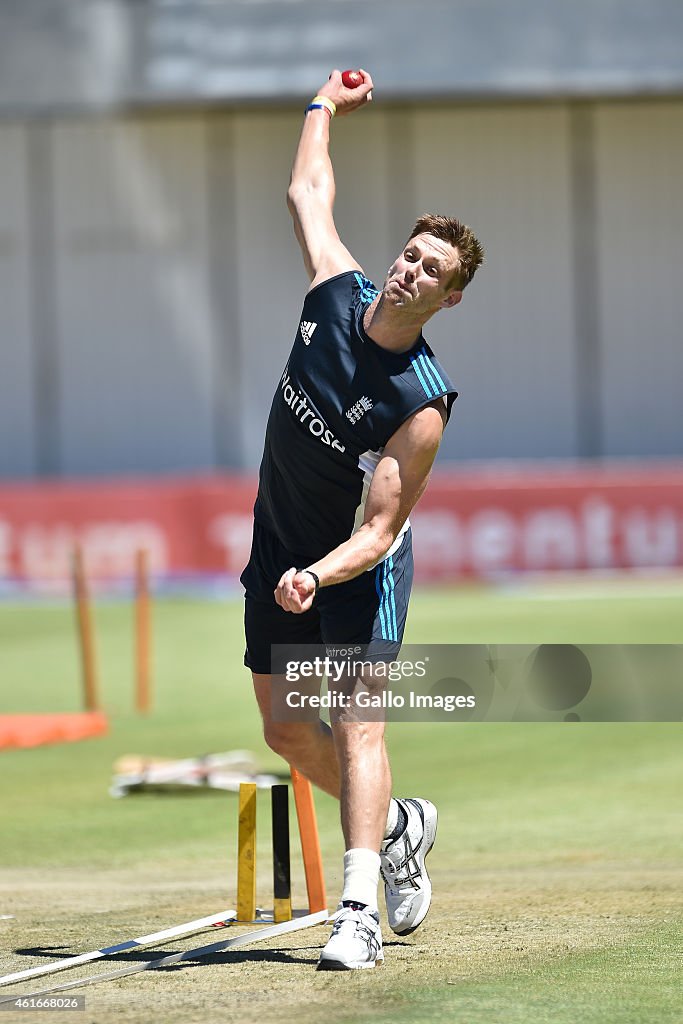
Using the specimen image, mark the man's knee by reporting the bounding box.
[262,720,316,759]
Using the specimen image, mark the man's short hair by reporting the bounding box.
[406,214,484,290]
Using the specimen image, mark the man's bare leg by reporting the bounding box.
[331,718,392,853]
[252,673,393,848]
[318,671,393,917]
[252,673,340,797]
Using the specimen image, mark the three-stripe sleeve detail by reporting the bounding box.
[410,346,447,398]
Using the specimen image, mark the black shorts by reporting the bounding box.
[240,521,414,675]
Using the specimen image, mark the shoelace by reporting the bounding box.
[332,910,381,953]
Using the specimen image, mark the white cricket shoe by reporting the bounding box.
[317,906,384,971]
[380,797,438,935]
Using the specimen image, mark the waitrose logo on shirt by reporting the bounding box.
[279,366,346,453]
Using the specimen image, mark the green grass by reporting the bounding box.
[357,920,683,1024]
[405,580,683,642]
[0,582,681,1023]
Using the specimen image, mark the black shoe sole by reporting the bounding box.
[317,959,383,971]
[317,960,351,971]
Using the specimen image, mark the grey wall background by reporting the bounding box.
[2,0,683,111]
[0,0,682,478]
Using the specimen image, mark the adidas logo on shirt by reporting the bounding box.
[300,321,317,345]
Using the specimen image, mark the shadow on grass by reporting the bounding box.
[11,936,412,972]
[11,941,325,970]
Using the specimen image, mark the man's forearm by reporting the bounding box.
[305,522,395,588]
[288,109,335,204]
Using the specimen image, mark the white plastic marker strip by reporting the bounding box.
[0,908,237,988]
[0,909,329,1002]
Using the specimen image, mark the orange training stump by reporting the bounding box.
[0,712,109,750]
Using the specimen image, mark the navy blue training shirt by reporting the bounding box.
[254,271,458,563]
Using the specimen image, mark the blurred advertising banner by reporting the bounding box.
[0,476,257,588]
[413,465,683,580]
[0,465,683,585]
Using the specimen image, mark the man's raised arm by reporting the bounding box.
[287,69,374,288]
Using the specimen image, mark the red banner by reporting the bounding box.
[1,466,683,584]
[412,465,683,579]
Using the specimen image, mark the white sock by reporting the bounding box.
[340,848,381,911]
[384,798,399,839]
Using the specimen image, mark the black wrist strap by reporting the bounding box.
[297,568,320,595]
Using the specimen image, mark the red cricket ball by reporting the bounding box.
[341,70,363,89]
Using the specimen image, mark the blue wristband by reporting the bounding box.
[306,96,336,117]
[305,103,333,117]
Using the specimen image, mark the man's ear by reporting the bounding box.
[441,290,463,309]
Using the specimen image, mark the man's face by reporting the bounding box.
[382,233,463,314]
